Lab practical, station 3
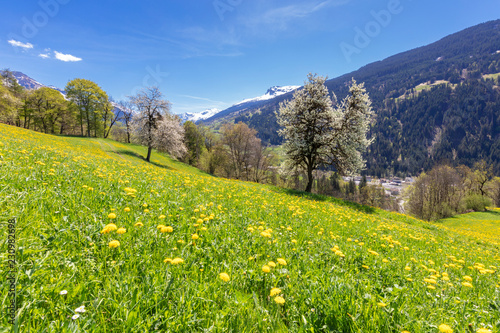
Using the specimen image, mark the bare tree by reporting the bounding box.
[129,87,170,162]
[221,122,259,180]
[118,100,134,143]
[130,87,186,161]
[102,99,121,139]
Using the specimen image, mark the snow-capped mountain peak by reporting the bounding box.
[180,108,222,122]
[234,85,300,106]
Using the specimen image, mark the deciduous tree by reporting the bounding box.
[276,73,373,192]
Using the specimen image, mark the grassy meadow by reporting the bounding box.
[1,123,500,332]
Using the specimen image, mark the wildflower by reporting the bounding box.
[171,258,184,265]
[291,239,297,243]
[248,257,255,261]
[427,285,436,290]
[463,275,473,282]
[438,324,453,333]
[108,240,120,248]
[268,261,276,268]
[59,290,68,295]
[124,207,130,212]
[461,282,473,288]
[75,305,86,313]
[134,222,144,227]
[405,266,411,271]
[262,265,271,273]
[101,223,117,234]
[377,302,387,307]
[117,228,126,234]
[72,314,80,320]
[159,214,166,219]
[277,258,287,265]
[477,328,492,333]
[274,296,285,304]
[270,288,282,296]
[424,278,437,284]
[219,273,230,282]
[164,258,172,263]
[108,213,117,219]
[192,233,199,240]
[368,250,379,256]
[160,226,174,233]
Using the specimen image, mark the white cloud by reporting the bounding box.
[8,39,34,49]
[54,51,82,62]
[38,53,50,59]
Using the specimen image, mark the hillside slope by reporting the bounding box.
[206,20,500,176]
[1,124,499,332]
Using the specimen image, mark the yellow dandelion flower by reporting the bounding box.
[192,233,199,240]
[270,288,282,296]
[160,226,174,233]
[262,265,271,273]
[159,214,166,219]
[108,240,120,248]
[377,302,387,307]
[219,273,230,282]
[108,213,117,219]
[277,258,287,265]
[268,261,276,268]
[124,207,130,212]
[164,258,172,263]
[134,222,144,227]
[171,258,184,265]
[463,275,473,282]
[424,278,437,284]
[477,328,492,333]
[427,285,436,290]
[405,266,411,271]
[461,282,473,288]
[274,296,285,304]
[438,324,453,333]
[116,228,126,234]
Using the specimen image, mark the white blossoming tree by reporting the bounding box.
[276,73,373,193]
[130,86,186,162]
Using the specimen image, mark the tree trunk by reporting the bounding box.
[146,145,152,162]
[305,164,314,193]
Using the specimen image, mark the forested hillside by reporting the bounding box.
[211,20,500,176]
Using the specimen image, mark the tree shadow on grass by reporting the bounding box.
[113,149,174,171]
[280,188,377,214]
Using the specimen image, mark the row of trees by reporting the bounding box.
[0,71,122,138]
[405,161,500,220]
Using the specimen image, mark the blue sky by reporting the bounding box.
[1,0,499,114]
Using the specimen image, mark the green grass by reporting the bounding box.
[1,123,500,332]
[483,73,500,82]
[435,210,500,246]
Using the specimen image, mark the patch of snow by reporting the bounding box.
[180,108,222,122]
[435,56,444,61]
[234,86,300,106]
